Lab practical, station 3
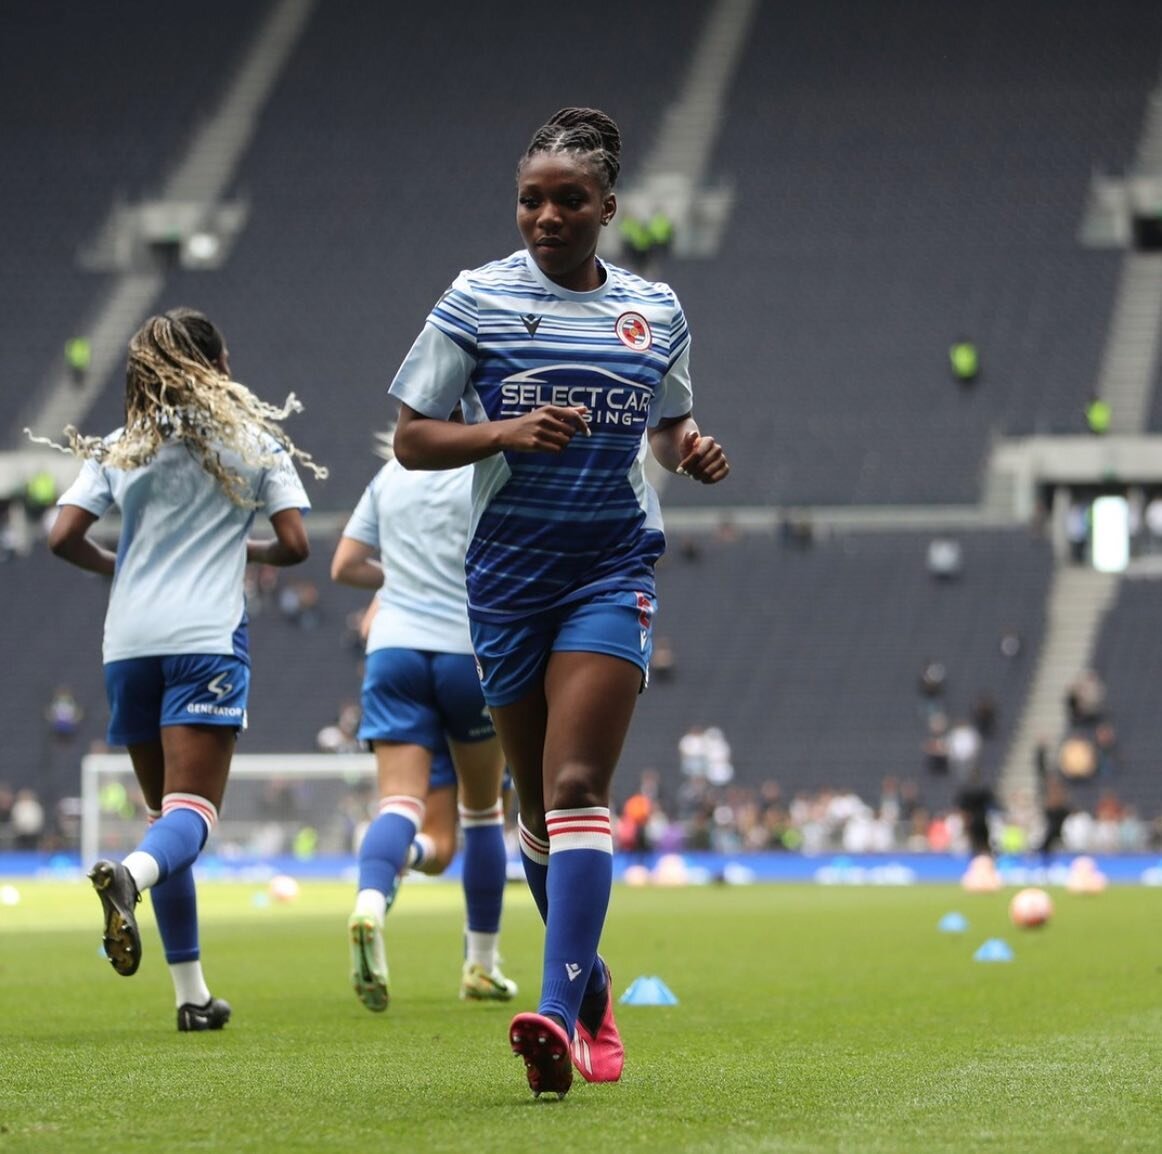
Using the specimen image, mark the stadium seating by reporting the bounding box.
[0,0,265,441]
[6,0,1162,834]
[86,0,710,508]
[621,527,1053,812]
[670,0,1162,508]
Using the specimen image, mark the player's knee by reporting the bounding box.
[549,762,609,813]
[428,830,457,872]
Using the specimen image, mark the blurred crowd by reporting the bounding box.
[612,772,1162,858]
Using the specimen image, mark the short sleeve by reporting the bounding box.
[341,473,382,549]
[648,299,694,426]
[57,456,114,518]
[258,450,310,516]
[389,275,478,419]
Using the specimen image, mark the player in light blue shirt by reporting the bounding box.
[46,308,323,1031]
[331,446,517,1010]
[389,107,730,1097]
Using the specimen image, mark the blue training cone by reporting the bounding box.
[620,975,679,1005]
[938,912,968,933]
[973,938,1014,963]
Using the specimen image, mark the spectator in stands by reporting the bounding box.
[1093,721,1119,778]
[331,438,517,1011]
[948,338,979,386]
[922,712,951,775]
[679,724,710,778]
[44,684,84,741]
[1035,770,1071,863]
[650,634,677,681]
[1085,395,1111,435]
[278,577,320,629]
[0,782,13,847]
[1143,495,1162,553]
[955,767,996,856]
[703,725,735,786]
[918,658,947,702]
[970,691,998,740]
[10,787,45,850]
[41,307,321,1032]
[65,336,92,386]
[618,206,674,277]
[1065,668,1106,727]
[946,717,983,781]
[315,700,362,754]
[389,106,729,1098]
[1065,500,1089,564]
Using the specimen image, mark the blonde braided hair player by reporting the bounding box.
[36,308,324,1031]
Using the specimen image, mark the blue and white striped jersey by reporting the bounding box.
[342,460,474,655]
[389,250,693,622]
[58,434,310,663]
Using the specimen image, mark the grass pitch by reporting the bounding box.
[0,878,1159,1153]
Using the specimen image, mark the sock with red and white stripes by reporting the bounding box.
[125,793,218,892]
[133,805,211,1005]
[354,795,425,921]
[538,807,613,1036]
[518,815,550,923]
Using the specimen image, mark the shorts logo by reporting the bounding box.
[616,312,652,351]
[207,672,233,699]
[636,592,654,651]
[474,657,484,683]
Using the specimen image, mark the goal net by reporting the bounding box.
[80,751,378,867]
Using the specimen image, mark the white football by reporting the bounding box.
[1009,886,1053,928]
[268,874,300,903]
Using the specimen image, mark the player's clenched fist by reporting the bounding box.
[502,405,591,453]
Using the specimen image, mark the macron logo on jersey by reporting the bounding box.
[207,672,233,699]
[521,314,542,337]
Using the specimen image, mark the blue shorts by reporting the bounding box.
[471,588,655,708]
[359,649,495,753]
[430,743,456,791]
[104,655,250,746]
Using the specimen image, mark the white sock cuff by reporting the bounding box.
[162,793,219,834]
[459,800,504,828]
[378,794,425,828]
[518,816,550,865]
[146,807,163,827]
[546,807,612,854]
[409,832,439,873]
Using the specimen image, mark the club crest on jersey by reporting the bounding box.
[616,311,652,351]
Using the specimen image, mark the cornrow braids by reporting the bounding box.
[28,313,326,507]
[521,106,622,193]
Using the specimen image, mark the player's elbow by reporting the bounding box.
[284,539,310,565]
[392,435,423,470]
[47,523,79,560]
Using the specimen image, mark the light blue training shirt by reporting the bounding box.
[58,433,310,663]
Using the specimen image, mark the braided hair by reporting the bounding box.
[520,107,622,193]
[30,309,326,506]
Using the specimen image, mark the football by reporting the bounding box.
[1009,886,1053,928]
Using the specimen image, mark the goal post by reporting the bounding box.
[80,751,378,867]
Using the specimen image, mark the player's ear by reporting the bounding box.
[602,194,617,226]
